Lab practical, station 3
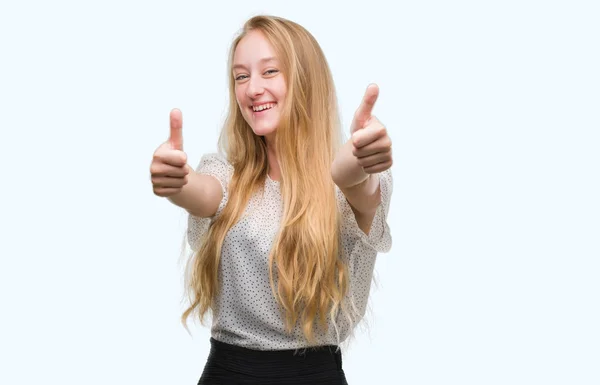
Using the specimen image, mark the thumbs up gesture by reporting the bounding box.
[350,84,393,174]
[150,108,190,197]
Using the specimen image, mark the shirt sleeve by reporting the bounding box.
[337,169,393,253]
[186,152,233,252]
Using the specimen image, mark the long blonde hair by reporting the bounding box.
[181,15,350,344]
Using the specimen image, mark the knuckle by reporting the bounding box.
[152,149,164,160]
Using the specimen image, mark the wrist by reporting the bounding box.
[331,139,370,188]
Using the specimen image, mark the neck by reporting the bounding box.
[264,134,280,182]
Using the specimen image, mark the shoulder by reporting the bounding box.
[195,152,234,185]
[196,152,233,172]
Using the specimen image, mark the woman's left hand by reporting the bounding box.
[350,84,393,174]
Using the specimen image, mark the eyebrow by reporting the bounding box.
[232,57,278,70]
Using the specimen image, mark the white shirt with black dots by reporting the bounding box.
[186,153,393,351]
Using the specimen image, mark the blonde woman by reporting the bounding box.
[150,15,393,384]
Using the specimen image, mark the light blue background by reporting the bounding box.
[1,0,598,384]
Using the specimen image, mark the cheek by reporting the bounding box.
[278,82,287,100]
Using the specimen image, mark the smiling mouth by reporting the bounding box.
[251,103,276,116]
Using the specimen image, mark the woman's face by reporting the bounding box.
[233,30,287,141]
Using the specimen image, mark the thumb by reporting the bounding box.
[169,108,183,151]
[351,84,379,133]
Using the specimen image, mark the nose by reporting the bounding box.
[246,75,265,99]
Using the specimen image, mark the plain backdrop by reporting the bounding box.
[1,1,598,384]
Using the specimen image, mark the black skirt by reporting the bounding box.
[198,337,349,385]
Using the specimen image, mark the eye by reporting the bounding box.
[235,74,248,81]
[265,69,279,75]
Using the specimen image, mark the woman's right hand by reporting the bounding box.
[150,108,190,197]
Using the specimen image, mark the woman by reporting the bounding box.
[150,15,393,384]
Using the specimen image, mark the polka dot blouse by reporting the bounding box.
[186,153,393,351]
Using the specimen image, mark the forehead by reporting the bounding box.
[233,30,279,67]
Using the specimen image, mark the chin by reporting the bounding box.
[251,126,276,136]
[246,119,279,137]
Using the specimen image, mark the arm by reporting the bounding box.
[332,84,393,234]
[168,164,223,218]
[331,139,382,234]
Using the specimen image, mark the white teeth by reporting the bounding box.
[252,103,275,112]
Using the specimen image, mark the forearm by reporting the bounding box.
[331,139,382,214]
[168,164,222,217]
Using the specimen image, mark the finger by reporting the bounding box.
[352,117,386,148]
[155,149,187,168]
[351,84,379,133]
[150,163,189,178]
[153,187,183,197]
[151,175,188,189]
[169,108,183,150]
[363,159,393,174]
[356,149,392,169]
[352,135,392,158]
